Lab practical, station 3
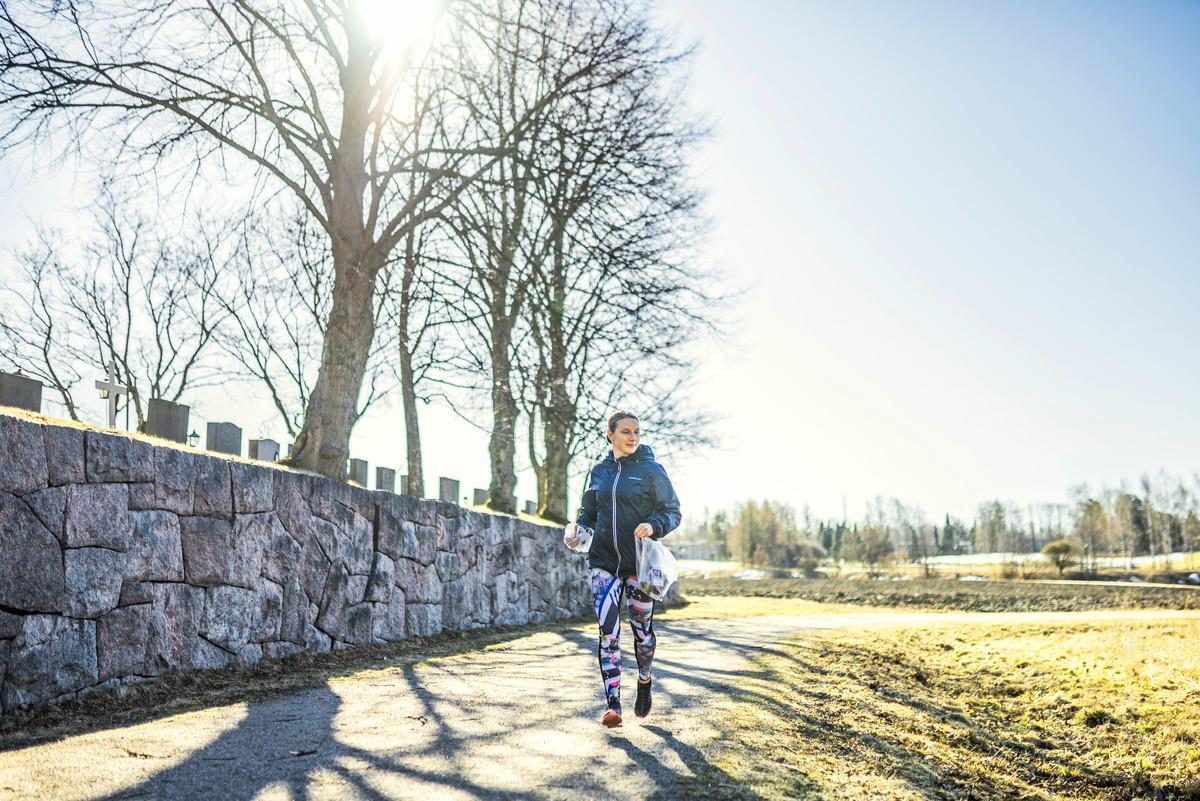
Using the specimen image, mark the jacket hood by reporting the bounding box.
[602,444,656,465]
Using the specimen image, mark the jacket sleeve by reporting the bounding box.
[646,464,681,539]
[575,468,597,529]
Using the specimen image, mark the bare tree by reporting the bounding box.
[1072,497,1106,575]
[0,232,85,418]
[442,0,688,512]
[520,121,714,520]
[378,216,462,498]
[0,193,227,428]
[1,0,602,479]
[1140,474,1158,567]
[371,69,471,499]
[975,501,1006,555]
[213,214,327,439]
[448,0,715,520]
[215,207,392,439]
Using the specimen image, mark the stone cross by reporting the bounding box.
[94,362,128,428]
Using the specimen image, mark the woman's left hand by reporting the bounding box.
[634,523,654,539]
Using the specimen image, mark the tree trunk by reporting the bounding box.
[399,346,424,498]
[539,418,571,524]
[527,411,547,515]
[483,176,527,516]
[397,232,425,498]
[487,329,518,514]
[284,12,377,480]
[288,256,380,478]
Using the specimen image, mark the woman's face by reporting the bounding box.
[609,417,640,458]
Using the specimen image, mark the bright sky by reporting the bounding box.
[2,0,1198,524]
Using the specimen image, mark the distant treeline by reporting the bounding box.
[679,472,1200,571]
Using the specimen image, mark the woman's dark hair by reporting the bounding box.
[607,411,639,433]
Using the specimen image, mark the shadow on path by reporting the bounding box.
[70,618,793,800]
[8,611,1133,800]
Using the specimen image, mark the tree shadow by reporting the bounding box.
[0,617,591,754]
[58,614,814,800]
[8,610,1168,801]
[610,724,805,801]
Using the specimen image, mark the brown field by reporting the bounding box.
[676,615,1200,801]
[682,576,1200,612]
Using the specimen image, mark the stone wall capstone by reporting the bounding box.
[0,411,591,712]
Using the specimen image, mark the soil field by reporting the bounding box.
[683,577,1200,612]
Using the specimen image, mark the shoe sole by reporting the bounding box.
[601,710,623,728]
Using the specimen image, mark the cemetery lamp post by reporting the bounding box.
[188,429,200,448]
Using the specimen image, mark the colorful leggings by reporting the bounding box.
[590,568,656,705]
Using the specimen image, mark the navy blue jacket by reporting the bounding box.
[576,444,681,578]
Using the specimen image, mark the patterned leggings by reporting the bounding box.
[590,568,656,705]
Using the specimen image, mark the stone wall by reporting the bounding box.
[0,411,590,711]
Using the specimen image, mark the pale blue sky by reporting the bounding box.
[656,0,1200,521]
[2,0,1197,523]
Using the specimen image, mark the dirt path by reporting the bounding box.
[2,608,1196,801]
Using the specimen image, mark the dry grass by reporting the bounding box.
[679,617,1200,801]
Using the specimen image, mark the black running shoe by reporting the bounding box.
[634,678,652,718]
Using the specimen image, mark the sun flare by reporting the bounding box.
[357,0,447,54]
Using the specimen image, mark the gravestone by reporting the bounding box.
[206,422,242,456]
[249,439,280,462]
[376,467,396,493]
[348,458,368,486]
[438,477,460,503]
[145,398,189,443]
[524,500,537,516]
[399,475,408,495]
[0,372,42,412]
[473,488,488,506]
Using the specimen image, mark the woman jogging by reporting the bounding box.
[565,411,682,728]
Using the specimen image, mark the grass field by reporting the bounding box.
[678,615,1200,801]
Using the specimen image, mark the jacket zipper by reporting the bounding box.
[612,460,623,575]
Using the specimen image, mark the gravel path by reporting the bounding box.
[2,609,1196,800]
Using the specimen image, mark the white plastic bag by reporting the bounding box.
[635,536,679,601]
[563,522,593,554]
